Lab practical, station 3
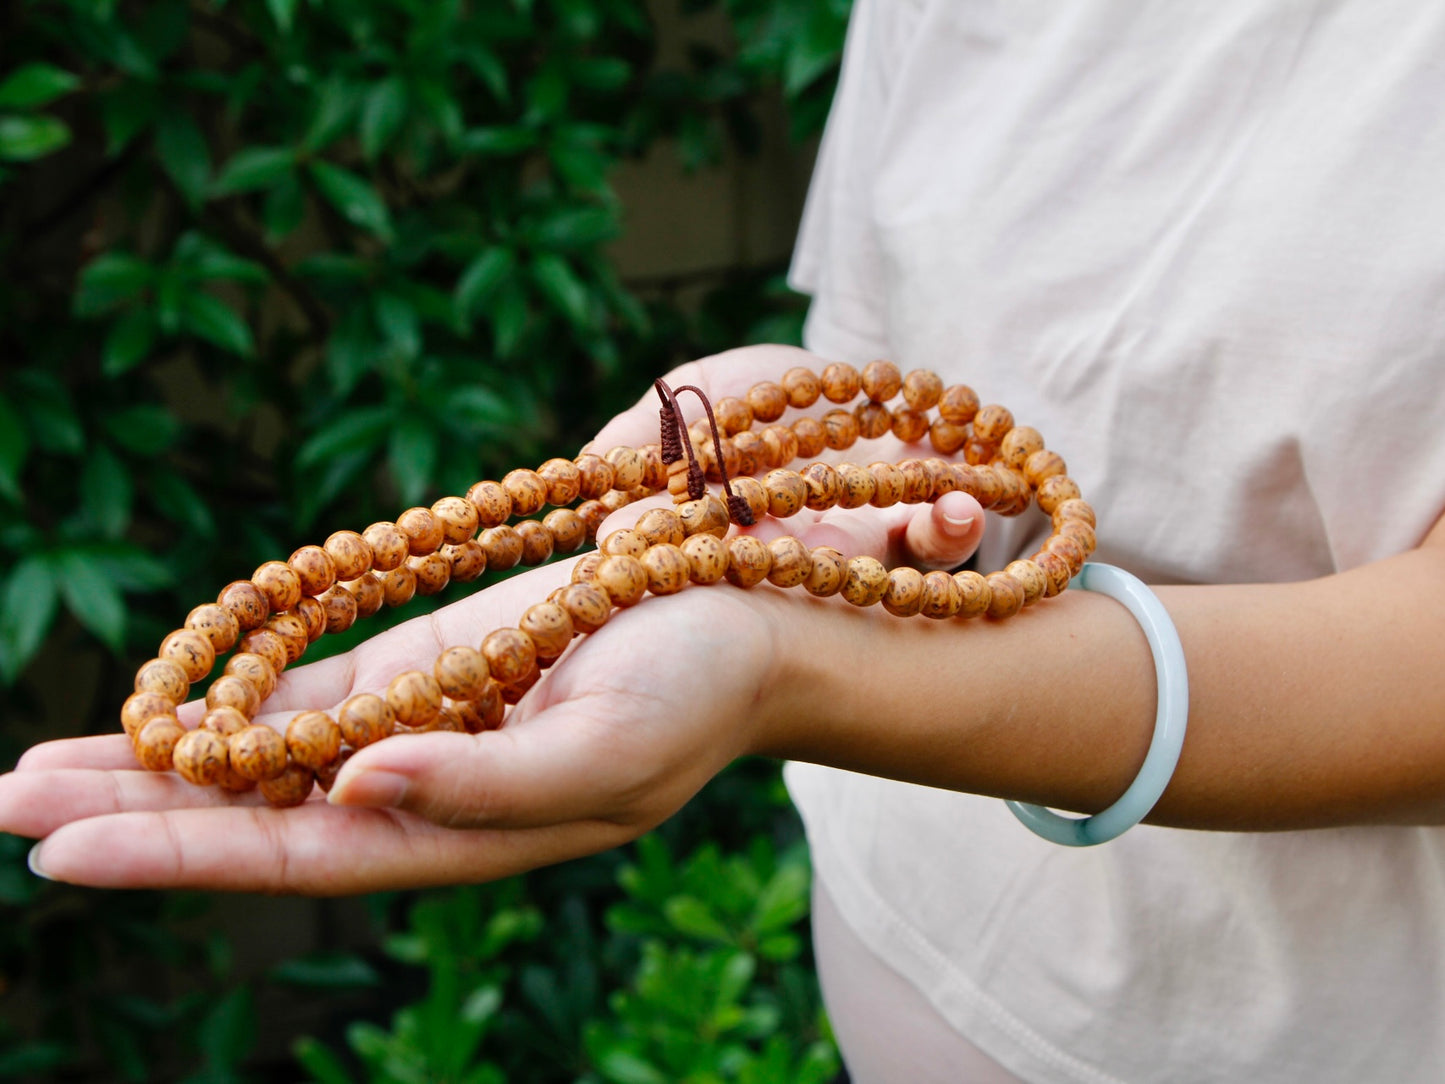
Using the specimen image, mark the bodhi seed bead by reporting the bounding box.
[324,530,373,580]
[571,551,606,583]
[954,570,991,618]
[919,570,962,619]
[732,431,765,476]
[792,416,827,458]
[984,572,1025,619]
[841,556,889,607]
[338,693,394,749]
[173,728,229,787]
[136,717,186,772]
[782,366,822,408]
[205,674,260,718]
[135,658,190,704]
[973,404,1015,444]
[253,561,303,612]
[516,520,554,566]
[225,652,277,701]
[939,384,980,424]
[903,369,944,411]
[1047,534,1087,576]
[596,554,648,607]
[499,662,542,705]
[315,747,356,793]
[821,362,861,403]
[730,476,770,524]
[604,446,644,490]
[1006,559,1049,606]
[891,408,930,444]
[1025,449,1067,488]
[435,646,491,700]
[601,528,647,559]
[677,495,729,538]
[432,496,479,545]
[387,670,444,729]
[870,463,905,508]
[268,612,310,663]
[159,629,216,683]
[1033,550,1072,596]
[681,533,729,585]
[765,470,808,518]
[929,418,969,455]
[1000,426,1045,470]
[575,454,615,500]
[287,711,342,771]
[122,692,176,738]
[362,522,409,572]
[502,469,548,516]
[803,547,846,597]
[766,537,813,588]
[259,763,314,808]
[725,536,772,589]
[538,457,582,505]
[444,540,488,581]
[637,444,667,490]
[409,553,451,596]
[823,410,859,451]
[480,525,523,571]
[747,381,788,422]
[1037,475,1082,515]
[1053,498,1096,528]
[802,463,842,511]
[761,424,799,468]
[898,460,932,503]
[543,508,586,553]
[217,580,270,631]
[837,463,876,509]
[714,397,753,436]
[520,601,575,658]
[553,582,611,633]
[397,508,444,556]
[854,400,892,440]
[576,500,609,541]
[319,584,359,633]
[882,567,926,617]
[202,705,251,738]
[861,360,903,402]
[289,545,337,597]
[294,596,326,642]
[474,680,505,729]
[347,572,386,618]
[239,627,289,674]
[482,628,538,685]
[466,481,513,528]
[380,565,417,607]
[1060,519,1098,556]
[185,603,240,653]
[641,544,690,596]
[963,438,997,466]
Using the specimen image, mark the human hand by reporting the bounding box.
[0,556,789,894]
[592,344,986,570]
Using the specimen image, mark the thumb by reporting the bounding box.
[902,490,985,570]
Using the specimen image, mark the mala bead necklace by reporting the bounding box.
[121,361,1097,807]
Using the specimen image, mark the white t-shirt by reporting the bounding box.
[784,1,1445,1080]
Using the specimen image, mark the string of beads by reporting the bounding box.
[120,361,1097,806]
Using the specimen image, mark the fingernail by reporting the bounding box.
[27,843,53,882]
[941,511,975,530]
[327,770,409,809]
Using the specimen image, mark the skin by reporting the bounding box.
[3,344,1444,895]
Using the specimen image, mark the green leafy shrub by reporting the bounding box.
[0,0,850,1079]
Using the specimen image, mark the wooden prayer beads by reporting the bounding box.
[121,362,1098,805]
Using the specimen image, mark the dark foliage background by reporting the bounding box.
[0,0,852,1079]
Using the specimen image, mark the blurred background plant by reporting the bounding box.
[0,0,850,1078]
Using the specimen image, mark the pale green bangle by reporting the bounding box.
[1006,562,1188,846]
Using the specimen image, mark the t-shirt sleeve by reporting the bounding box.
[788,0,924,365]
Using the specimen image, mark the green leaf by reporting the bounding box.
[211,145,295,195]
[81,444,134,538]
[594,1050,669,1084]
[104,404,179,456]
[92,542,174,591]
[309,161,393,242]
[155,111,211,207]
[12,371,83,455]
[266,0,299,34]
[178,235,267,284]
[148,468,215,536]
[360,77,407,160]
[303,79,362,153]
[75,252,152,316]
[0,115,71,162]
[100,80,160,155]
[323,308,375,396]
[663,896,732,942]
[0,556,58,684]
[270,953,380,989]
[197,987,255,1070]
[461,47,509,103]
[525,62,569,121]
[533,206,618,249]
[102,309,158,375]
[752,862,809,933]
[389,415,439,506]
[0,393,30,502]
[531,253,592,329]
[296,406,393,469]
[490,278,529,359]
[454,247,515,328]
[180,292,255,357]
[263,171,306,241]
[0,64,80,110]
[291,1037,354,1084]
[375,292,420,361]
[570,57,631,91]
[53,548,127,652]
[459,125,538,157]
[445,386,512,429]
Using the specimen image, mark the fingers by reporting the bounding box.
[26,800,632,894]
[902,491,986,570]
[15,734,138,772]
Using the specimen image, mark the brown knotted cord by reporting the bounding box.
[673,383,755,526]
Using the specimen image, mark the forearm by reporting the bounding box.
[751,545,1445,830]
